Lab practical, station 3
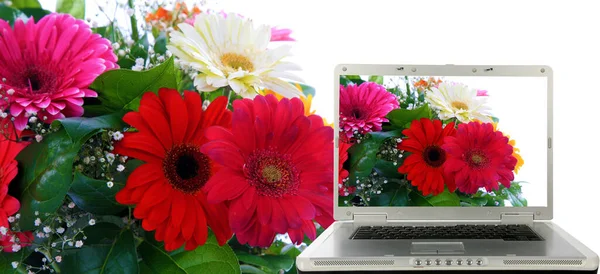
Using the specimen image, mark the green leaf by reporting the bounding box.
[19,7,49,21]
[373,159,403,179]
[67,172,126,215]
[458,195,488,206]
[138,241,187,274]
[506,182,527,207]
[140,231,241,274]
[171,233,241,274]
[0,4,27,25]
[426,189,460,206]
[53,112,126,144]
[85,57,179,116]
[408,190,432,206]
[0,250,30,274]
[56,0,85,19]
[347,130,402,181]
[235,252,271,270]
[240,265,268,274]
[118,33,149,69]
[368,75,384,85]
[16,129,79,230]
[261,255,294,272]
[386,104,432,129]
[154,32,168,55]
[92,23,123,42]
[344,75,365,85]
[61,224,138,274]
[10,0,40,9]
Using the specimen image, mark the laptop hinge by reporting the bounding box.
[353,213,387,223]
[500,213,534,225]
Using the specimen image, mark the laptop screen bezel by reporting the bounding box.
[333,64,553,221]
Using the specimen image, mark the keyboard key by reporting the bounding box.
[352,225,543,241]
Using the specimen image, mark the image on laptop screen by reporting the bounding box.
[338,75,547,207]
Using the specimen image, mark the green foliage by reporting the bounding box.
[386,104,432,129]
[61,224,138,274]
[0,4,28,25]
[85,57,180,115]
[426,189,460,206]
[368,75,384,85]
[10,0,40,9]
[19,7,49,21]
[139,232,241,274]
[370,180,409,206]
[52,112,127,144]
[339,75,364,86]
[297,83,316,97]
[118,33,150,69]
[236,252,294,274]
[154,32,168,55]
[347,130,402,182]
[56,0,85,19]
[0,250,30,274]
[92,23,123,42]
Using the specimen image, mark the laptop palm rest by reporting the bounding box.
[410,242,465,255]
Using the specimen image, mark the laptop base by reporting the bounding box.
[297,269,599,273]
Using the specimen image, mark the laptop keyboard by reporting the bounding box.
[351,224,543,241]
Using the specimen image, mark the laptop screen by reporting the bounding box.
[338,75,547,207]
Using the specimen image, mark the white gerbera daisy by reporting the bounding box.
[167,13,303,98]
[425,82,492,123]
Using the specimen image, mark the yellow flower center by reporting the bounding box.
[451,101,469,110]
[262,165,282,183]
[220,53,254,72]
[471,154,485,164]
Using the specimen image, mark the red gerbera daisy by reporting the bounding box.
[442,122,517,194]
[201,94,334,247]
[398,118,456,196]
[338,142,355,197]
[0,119,28,230]
[0,14,118,130]
[114,89,233,251]
[339,82,399,139]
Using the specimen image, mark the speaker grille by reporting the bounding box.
[313,259,395,267]
[503,259,583,266]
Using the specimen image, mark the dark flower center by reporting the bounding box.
[244,148,300,198]
[465,149,489,169]
[422,145,446,167]
[350,108,363,119]
[163,144,211,194]
[14,65,59,95]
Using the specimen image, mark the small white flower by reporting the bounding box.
[11,261,18,269]
[67,241,73,246]
[35,135,43,142]
[7,216,15,223]
[111,42,120,50]
[55,256,62,263]
[107,181,114,188]
[11,244,21,252]
[83,157,91,164]
[0,112,7,118]
[88,219,96,226]
[126,8,135,16]
[68,202,76,209]
[148,47,154,55]
[15,213,20,219]
[34,211,39,216]
[36,232,45,238]
[56,227,65,234]
[165,50,172,58]
[34,218,41,226]
[0,226,7,235]
[131,65,143,71]
[125,38,134,47]
[118,49,126,57]
[105,153,115,164]
[42,258,47,262]
[75,240,83,248]
[43,226,52,233]
[113,131,124,141]
[28,270,34,274]
[116,164,125,172]
[6,89,14,95]
[29,116,38,123]
[157,56,165,62]
[51,243,57,247]
[135,58,144,66]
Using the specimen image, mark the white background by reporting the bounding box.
[40,0,600,258]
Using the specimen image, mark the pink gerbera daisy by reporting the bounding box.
[339,82,399,139]
[201,95,334,247]
[0,14,118,130]
[443,122,517,194]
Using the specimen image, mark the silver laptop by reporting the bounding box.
[296,64,599,273]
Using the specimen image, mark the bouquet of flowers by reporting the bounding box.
[338,75,528,208]
[0,1,331,273]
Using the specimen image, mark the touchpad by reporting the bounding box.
[410,242,465,255]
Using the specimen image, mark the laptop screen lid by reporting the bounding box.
[334,65,552,221]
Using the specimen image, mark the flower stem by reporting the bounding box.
[40,249,61,274]
[128,0,139,41]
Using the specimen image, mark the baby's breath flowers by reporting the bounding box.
[73,129,128,182]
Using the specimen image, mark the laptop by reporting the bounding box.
[296,64,599,273]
